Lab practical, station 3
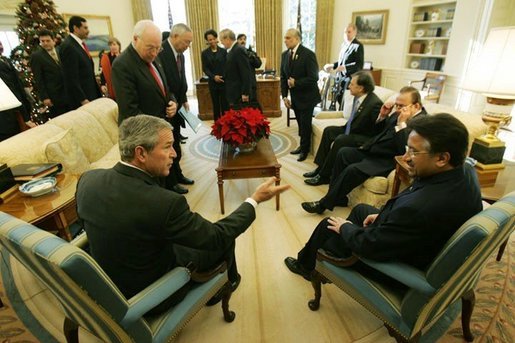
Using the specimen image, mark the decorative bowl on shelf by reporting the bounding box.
[410,60,420,69]
[19,177,57,197]
[415,29,425,38]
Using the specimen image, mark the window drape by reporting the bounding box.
[131,0,153,22]
[254,0,282,71]
[315,0,334,68]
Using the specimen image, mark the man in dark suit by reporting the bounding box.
[302,87,426,214]
[0,40,34,141]
[60,16,101,109]
[280,28,321,162]
[324,23,364,109]
[304,71,383,186]
[219,29,254,107]
[30,30,69,118]
[77,114,289,312]
[285,113,482,279]
[158,23,194,194]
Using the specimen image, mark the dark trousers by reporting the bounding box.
[297,204,379,270]
[294,105,315,153]
[165,126,183,188]
[314,127,369,179]
[47,103,70,118]
[209,84,229,121]
[320,147,370,210]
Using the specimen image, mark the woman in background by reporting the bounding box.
[100,37,121,100]
[201,29,228,121]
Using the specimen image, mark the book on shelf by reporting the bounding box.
[10,162,62,182]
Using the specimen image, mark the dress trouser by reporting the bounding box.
[209,83,229,121]
[297,204,379,270]
[320,147,370,210]
[165,122,183,188]
[294,105,315,154]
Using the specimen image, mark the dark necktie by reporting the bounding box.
[81,42,92,59]
[148,62,165,96]
[345,97,360,135]
[177,53,183,78]
[288,49,293,68]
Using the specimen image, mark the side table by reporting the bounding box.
[0,173,79,241]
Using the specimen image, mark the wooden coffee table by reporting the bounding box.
[0,173,79,241]
[216,139,281,214]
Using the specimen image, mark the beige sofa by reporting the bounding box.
[0,98,120,174]
[311,86,487,208]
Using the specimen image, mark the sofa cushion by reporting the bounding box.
[44,129,90,174]
[80,98,119,144]
[363,177,389,195]
[90,144,120,170]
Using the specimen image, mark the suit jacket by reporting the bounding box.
[224,43,253,105]
[332,38,364,78]
[280,44,321,110]
[353,109,427,176]
[201,46,227,90]
[112,44,175,125]
[59,35,101,109]
[76,163,256,298]
[158,41,187,128]
[30,47,68,108]
[340,163,482,269]
[344,92,383,137]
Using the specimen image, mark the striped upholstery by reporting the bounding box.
[315,191,515,341]
[0,213,230,343]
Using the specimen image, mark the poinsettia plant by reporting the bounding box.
[211,107,271,147]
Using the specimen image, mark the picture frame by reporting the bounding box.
[63,14,113,57]
[352,10,389,45]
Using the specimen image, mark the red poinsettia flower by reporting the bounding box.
[211,107,271,147]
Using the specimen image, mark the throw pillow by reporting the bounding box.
[44,129,90,174]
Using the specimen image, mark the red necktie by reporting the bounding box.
[81,42,92,59]
[148,63,166,96]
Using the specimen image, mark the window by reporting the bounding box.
[288,0,317,51]
[218,0,256,49]
[0,31,19,58]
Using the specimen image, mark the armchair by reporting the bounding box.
[409,72,446,103]
[0,212,236,343]
[307,191,515,343]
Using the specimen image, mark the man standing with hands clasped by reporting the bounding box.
[280,28,321,162]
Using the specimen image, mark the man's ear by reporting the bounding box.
[435,151,450,167]
[134,146,147,163]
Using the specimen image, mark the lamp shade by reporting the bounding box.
[0,78,22,112]
[461,26,515,99]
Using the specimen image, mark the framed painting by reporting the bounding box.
[352,10,389,45]
[63,14,113,56]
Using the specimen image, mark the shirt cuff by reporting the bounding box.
[395,121,407,132]
[245,197,258,209]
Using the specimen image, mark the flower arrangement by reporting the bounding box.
[211,107,271,147]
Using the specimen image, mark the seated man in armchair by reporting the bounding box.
[285,113,482,279]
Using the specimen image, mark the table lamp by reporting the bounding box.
[461,27,515,175]
[0,78,22,112]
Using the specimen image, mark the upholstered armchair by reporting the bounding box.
[0,212,235,343]
[308,191,515,343]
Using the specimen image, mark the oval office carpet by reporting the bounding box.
[1,112,514,342]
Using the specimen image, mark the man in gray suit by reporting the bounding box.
[77,115,289,312]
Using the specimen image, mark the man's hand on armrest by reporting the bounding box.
[251,177,291,204]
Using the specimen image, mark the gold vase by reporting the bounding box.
[237,141,257,153]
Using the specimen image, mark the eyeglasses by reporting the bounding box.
[395,103,413,109]
[405,145,430,158]
[145,45,163,53]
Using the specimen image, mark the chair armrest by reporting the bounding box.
[70,232,88,249]
[409,79,425,87]
[359,258,436,295]
[122,267,191,325]
[314,111,345,120]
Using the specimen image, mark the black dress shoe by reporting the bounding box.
[304,175,330,186]
[303,168,320,178]
[284,257,312,281]
[301,201,325,214]
[171,184,189,194]
[290,147,302,155]
[179,134,188,140]
[206,273,241,306]
[178,175,195,185]
[297,152,308,162]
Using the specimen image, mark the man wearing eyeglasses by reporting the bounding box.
[302,86,426,214]
[285,113,482,279]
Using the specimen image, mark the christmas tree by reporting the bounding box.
[10,0,67,124]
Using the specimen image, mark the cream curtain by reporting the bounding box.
[131,0,153,22]
[254,0,282,71]
[185,0,219,81]
[315,0,334,68]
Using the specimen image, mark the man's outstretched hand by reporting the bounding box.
[251,177,291,203]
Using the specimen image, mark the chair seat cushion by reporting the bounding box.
[363,177,389,195]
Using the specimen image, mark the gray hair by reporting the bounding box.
[133,20,159,38]
[119,115,172,162]
[286,28,301,40]
[219,29,236,41]
[171,23,191,36]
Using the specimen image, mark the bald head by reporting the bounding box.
[133,20,162,63]
[284,28,301,49]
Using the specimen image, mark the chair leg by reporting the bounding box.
[308,271,324,311]
[385,323,421,343]
[287,108,290,127]
[63,317,79,343]
[221,282,235,323]
[496,239,508,261]
[461,289,475,342]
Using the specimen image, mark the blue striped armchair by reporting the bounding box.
[0,212,235,342]
[308,191,515,343]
